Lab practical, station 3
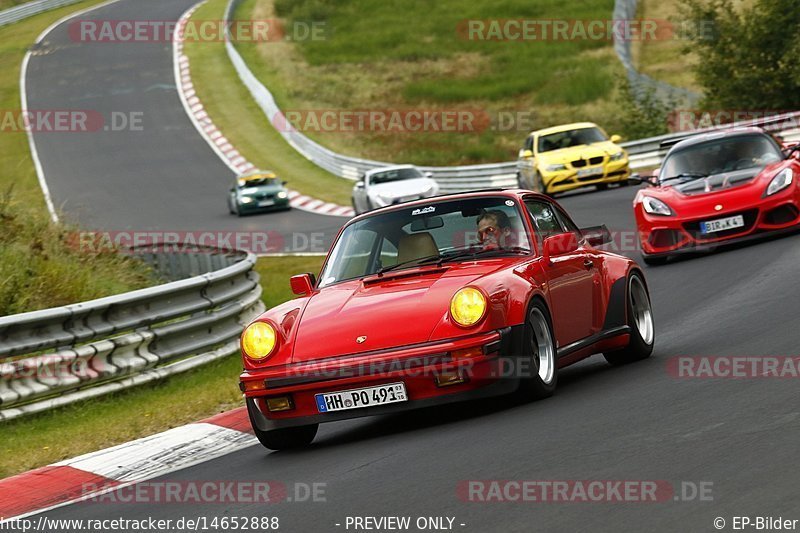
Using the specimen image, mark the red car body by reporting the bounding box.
[240,189,654,449]
[634,128,800,262]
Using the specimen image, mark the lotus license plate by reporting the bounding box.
[315,382,407,413]
[258,199,275,207]
[700,215,744,234]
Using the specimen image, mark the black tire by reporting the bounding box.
[247,400,318,451]
[595,183,609,191]
[642,254,668,266]
[604,272,655,366]
[351,198,361,215]
[228,197,236,215]
[516,300,558,400]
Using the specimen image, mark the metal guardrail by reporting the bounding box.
[0,0,83,27]
[224,0,800,191]
[0,249,265,421]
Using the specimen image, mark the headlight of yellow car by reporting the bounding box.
[450,287,487,327]
[242,321,277,360]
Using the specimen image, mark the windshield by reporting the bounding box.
[318,197,532,287]
[660,134,783,183]
[537,127,607,153]
[238,177,279,188]
[368,167,423,185]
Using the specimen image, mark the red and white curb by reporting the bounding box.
[172,3,354,218]
[0,408,253,520]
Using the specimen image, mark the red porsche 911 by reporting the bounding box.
[239,190,655,450]
[633,128,800,264]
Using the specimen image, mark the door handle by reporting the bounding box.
[583,259,594,269]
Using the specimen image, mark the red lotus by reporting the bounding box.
[634,128,800,264]
[240,190,654,450]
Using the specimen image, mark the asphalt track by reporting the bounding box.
[24,0,800,531]
[25,0,346,250]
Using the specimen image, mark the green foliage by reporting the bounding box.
[0,189,154,316]
[680,0,800,109]
[614,78,673,139]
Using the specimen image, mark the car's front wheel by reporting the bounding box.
[604,272,655,365]
[516,300,558,400]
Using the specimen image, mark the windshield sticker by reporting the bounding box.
[411,206,436,216]
[505,200,515,207]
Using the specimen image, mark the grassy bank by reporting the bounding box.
[230,0,630,166]
[0,255,324,479]
[182,0,352,205]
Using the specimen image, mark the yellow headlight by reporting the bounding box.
[450,287,487,327]
[242,322,277,360]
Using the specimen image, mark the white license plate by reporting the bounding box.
[576,167,603,177]
[258,199,275,207]
[701,215,745,234]
[315,382,407,413]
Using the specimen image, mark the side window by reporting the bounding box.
[524,200,565,246]
[553,205,581,237]
[524,135,533,152]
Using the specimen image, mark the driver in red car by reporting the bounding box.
[477,210,517,250]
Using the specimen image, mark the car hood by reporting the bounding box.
[367,178,436,198]
[669,167,763,196]
[291,262,505,362]
[536,141,623,165]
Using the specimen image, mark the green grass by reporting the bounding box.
[0,255,323,479]
[182,0,352,205]
[254,254,324,308]
[226,0,632,166]
[633,0,701,92]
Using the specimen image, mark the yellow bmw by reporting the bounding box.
[517,122,630,195]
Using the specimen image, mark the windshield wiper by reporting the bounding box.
[372,253,444,277]
[369,246,530,279]
[435,246,531,264]
[661,172,709,183]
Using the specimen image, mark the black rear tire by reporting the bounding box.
[516,300,558,400]
[604,273,655,365]
[595,183,609,191]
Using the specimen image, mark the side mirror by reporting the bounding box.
[610,134,622,143]
[290,273,316,296]
[520,149,534,159]
[628,173,658,186]
[581,225,612,247]
[542,232,579,264]
[424,171,433,178]
[282,180,288,186]
[355,181,365,189]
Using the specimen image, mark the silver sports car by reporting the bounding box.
[351,165,439,214]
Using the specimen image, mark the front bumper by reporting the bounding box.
[543,159,630,194]
[242,327,526,431]
[638,196,800,257]
[237,197,291,213]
